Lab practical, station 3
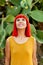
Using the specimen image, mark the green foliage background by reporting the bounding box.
[0,0,43,65]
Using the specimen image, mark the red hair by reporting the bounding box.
[12,14,31,37]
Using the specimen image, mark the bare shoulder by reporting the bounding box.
[33,37,37,49]
[5,39,9,49]
[5,37,11,58]
[6,36,12,42]
[5,36,11,47]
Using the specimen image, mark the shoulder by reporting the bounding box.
[32,36,37,48]
[31,36,36,41]
[31,36,37,52]
[5,37,11,53]
[31,36,37,45]
[6,36,12,42]
[6,36,12,46]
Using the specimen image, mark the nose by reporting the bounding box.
[19,21,23,23]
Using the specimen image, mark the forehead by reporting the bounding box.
[16,18,26,20]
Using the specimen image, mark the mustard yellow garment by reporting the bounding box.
[8,36,34,65]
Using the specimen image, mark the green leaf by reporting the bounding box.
[0,49,4,59]
[9,0,21,6]
[30,24,36,36]
[1,40,6,49]
[29,10,43,22]
[0,29,6,49]
[20,0,28,8]
[21,8,30,15]
[4,15,14,22]
[3,22,8,29]
[26,0,33,8]
[0,30,6,49]
[2,15,14,23]
[35,30,43,44]
[5,23,13,35]
[0,0,5,6]
[7,6,21,16]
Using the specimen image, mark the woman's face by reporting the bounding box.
[16,18,27,29]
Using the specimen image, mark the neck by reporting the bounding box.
[17,29,26,38]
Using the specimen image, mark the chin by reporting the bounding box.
[17,27,26,29]
[18,26,26,28]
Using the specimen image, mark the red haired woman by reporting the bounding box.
[5,14,38,65]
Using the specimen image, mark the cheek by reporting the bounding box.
[24,21,26,24]
[16,22,18,26]
[24,21,27,27]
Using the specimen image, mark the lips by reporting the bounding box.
[18,24,24,26]
[18,23,24,25]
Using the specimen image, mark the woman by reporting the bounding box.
[5,14,38,65]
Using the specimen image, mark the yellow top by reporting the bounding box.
[8,36,35,65]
